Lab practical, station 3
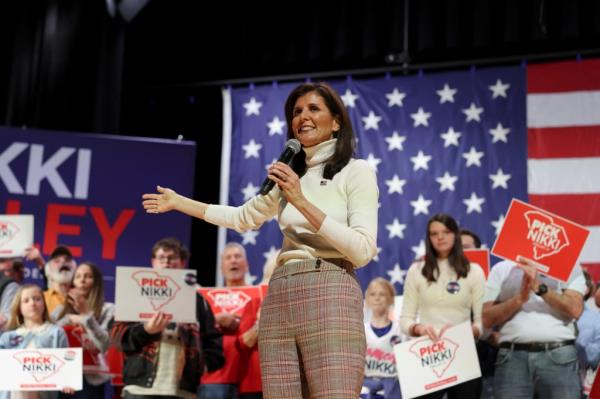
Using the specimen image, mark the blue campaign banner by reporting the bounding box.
[0,126,196,300]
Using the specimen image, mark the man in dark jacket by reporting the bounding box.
[112,237,224,398]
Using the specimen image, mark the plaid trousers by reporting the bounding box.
[258,259,366,399]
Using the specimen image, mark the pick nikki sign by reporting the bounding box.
[133,270,181,311]
[492,199,590,282]
[0,214,33,257]
[0,348,82,391]
[394,322,481,399]
[14,351,66,382]
[115,266,197,323]
[409,338,459,380]
[198,285,267,316]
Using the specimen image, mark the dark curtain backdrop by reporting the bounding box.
[1,0,599,284]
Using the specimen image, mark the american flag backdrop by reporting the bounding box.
[217,59,599,292]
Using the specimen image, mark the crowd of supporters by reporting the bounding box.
[0,213,592,399]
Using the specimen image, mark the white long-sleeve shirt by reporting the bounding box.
[400,259,485,335]
[204,138,379,267]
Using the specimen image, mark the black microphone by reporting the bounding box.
[259,139,302,195]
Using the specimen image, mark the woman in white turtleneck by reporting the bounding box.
[400,213,485,399]
[142,82,379,399]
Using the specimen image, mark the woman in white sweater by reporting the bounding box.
[142,82,379,399]
[400,213,485,399]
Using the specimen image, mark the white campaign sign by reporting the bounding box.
[0,348,82,391]
[394,321,481,399]
[114,266,197,323]
[0,214,33,257]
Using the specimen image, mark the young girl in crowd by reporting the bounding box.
[400,213,485,399]
[362,278,402,399]
[0,284,70,399]
[52,262,115,399]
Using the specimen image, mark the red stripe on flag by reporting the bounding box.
[528,126,600,159]
[529,194,600,226]
[583,263,600,285]
[527,59,600,93]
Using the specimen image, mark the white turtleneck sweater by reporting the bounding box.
[400,258,485,336]
[204,139,379,268]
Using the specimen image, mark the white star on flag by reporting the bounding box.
[387,263,407,285]
[262,246,279,261]
[242,139,262,159]
[410,107,432,127]
[385,131,406,151]
[436,83,457,103]
[410,194,432,215]
[241,230,259,245]
[386,88,406,107]
[463,192,486,214]
[362,111,383,130]
[243,97,263,116]
[411,150,432,171]
[411,240,426,259]
[241,182,259,200]
[462,102,484,122]
[440,126,461,147]
[436,172,458,192]
[245,273,259,285]
[491,214,506,235]
[365,153,382,171]
[373,247,382,262]
[341,89,359,108]
[462,146,484,167]
[225,64,530,299]
[489,168,512,189]
[489,79,511,98]
[489,123,511,143]
[386,218,407,239]
[264,158,277,170]
[267,116,286,136]
[385,175,407,194]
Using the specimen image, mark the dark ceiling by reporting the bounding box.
[1,0,599,284]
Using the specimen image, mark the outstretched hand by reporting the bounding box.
[142,186,178,214]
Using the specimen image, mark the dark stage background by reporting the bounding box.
[1,0,599,285]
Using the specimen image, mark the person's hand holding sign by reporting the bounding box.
[516,256,541,292]
[144,312,170,335]
[412,324,444,342]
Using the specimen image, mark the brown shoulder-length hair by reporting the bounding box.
[284,82,356,180]
[7,284,51,330]
[422,213,470,283]
[57,262,105,320]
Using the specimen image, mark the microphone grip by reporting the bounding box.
[259,177,275,196]
[259,147,297,196]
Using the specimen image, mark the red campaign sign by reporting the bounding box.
[198,286,266,316]
[464,249,490,279]
[492,199,590,282]
[63,324,111,374]
[590,369,600,399]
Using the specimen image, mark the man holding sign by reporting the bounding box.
[111,237,224,399]
[482,257,585,398]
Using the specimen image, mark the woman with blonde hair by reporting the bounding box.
[362,277,402,398]
[0,284,71,399]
